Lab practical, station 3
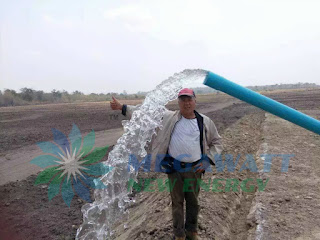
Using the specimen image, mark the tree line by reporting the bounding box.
[1,82,319,107]
[0,88,143,107]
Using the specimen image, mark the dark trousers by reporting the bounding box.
[167,171,203,238]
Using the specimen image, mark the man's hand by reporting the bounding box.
[194,162,206,173]
[193,159,211,173]
[110,96,123,110]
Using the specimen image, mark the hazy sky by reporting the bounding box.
[1,0,320,94]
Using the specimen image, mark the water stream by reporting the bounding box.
[76,69,208,239]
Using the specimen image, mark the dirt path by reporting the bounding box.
[0,128,124,185]
[246,111,320,240]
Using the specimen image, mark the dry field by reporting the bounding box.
[0,89,320,240]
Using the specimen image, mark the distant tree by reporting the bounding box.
[20,88,34,101]
[61,90,71,102]
[1,89,22,106]
[51,89,62,101]
[4,89,17,96]
[73,90,83,95]
[89,93,98,101]
[35,90,44,101]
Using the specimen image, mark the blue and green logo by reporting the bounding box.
[30,124,112,207]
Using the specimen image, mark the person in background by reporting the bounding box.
[110,88,223,240]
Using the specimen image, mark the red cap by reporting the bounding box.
[178,88,196,98]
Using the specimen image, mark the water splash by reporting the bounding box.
[76,69,208,239]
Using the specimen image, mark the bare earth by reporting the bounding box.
[1,89,320,240]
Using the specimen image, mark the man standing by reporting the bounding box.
[110,88,223,240]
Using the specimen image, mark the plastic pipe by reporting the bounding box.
[203,71,320,135]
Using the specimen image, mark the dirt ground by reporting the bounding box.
[1,89,320,240]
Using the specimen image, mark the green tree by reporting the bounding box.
[35,90,44,101]
[20,88,34,101]
[51,89,62,101]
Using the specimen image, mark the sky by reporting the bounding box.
[0,0,320,94]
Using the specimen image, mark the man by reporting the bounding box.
[110,88,223,240]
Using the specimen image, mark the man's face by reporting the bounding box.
[178,95,196,115]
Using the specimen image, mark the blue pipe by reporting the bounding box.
[203,71,320,135]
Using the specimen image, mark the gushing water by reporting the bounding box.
[76,69,208,239]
